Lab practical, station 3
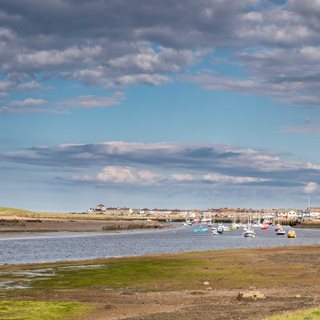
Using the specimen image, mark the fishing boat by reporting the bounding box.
[276,228,286,235]
[287,229,296,238]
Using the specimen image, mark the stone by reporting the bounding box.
[237,291,266,301]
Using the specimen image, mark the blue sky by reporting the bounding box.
[1,0,320,211]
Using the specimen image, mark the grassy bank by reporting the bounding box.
[265,307,320,319]
[0,300,91,320]
[0,207,160,221]
[14,247,320,292]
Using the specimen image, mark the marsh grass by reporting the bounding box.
[4,250,316,293]
[0,300,90,320]
[265,307,320,320]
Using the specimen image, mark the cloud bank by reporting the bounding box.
[4,141,320,194]
[1,1,320,112]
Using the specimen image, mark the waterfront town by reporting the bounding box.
[87,203,320,221]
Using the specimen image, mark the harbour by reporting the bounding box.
[1,224,320,265]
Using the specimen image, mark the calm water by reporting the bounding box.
[0,225,320,265]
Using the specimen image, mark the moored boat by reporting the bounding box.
[243,229,256,237]
[211,227,218,236]
[287,229,296,238]
[217,225,224,234]
[274,224,282,232]
[193,224,208,232]
[276,228,286,235]
[230,223,238,230]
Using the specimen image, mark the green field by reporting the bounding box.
[0,300,91,320]
[265,307,320,320]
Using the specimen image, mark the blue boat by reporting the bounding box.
[193,224,208,232]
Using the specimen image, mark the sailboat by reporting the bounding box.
[243,213,256,237]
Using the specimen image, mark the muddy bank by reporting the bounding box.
[295,222,320,229]
[0,218,165,233]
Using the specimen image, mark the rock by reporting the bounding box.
[237,291,266,301]
[295,294,301,298]
[203,281,210,286]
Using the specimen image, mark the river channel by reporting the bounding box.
[0,225,320,265]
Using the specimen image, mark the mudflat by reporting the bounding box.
[1,245,320,319]
[0,218,163,234]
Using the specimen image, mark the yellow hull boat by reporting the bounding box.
[287,231,296,238]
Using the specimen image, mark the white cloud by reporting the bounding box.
[75,165,161,185]
[62,92,125,109]
[18,81,42,90]
[13,46,102,70]
[303,181,318,193]
[9,98,47,107]
[170,174,194,181]
[0,80,15,91]
[203,172,269,184]
[115,74,170,86]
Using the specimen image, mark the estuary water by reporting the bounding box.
[0,225,319,265]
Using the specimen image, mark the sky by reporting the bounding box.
[1,0,320,212]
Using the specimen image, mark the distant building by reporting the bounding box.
[87,204,107,214]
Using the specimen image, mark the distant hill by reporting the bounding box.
[0,207,66,218]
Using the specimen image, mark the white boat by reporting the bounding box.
[276,228,286,235]
[243,229,256,238]
[223,225,230,232]
[211,227,218,236]
[217,225,224,234]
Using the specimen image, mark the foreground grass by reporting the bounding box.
[265,307,320,320]
[0,300,90,320]
[0,247,320,319]
[1,247,319,293]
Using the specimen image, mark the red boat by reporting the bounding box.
[261,225,269,230]
[274,224,282,232]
